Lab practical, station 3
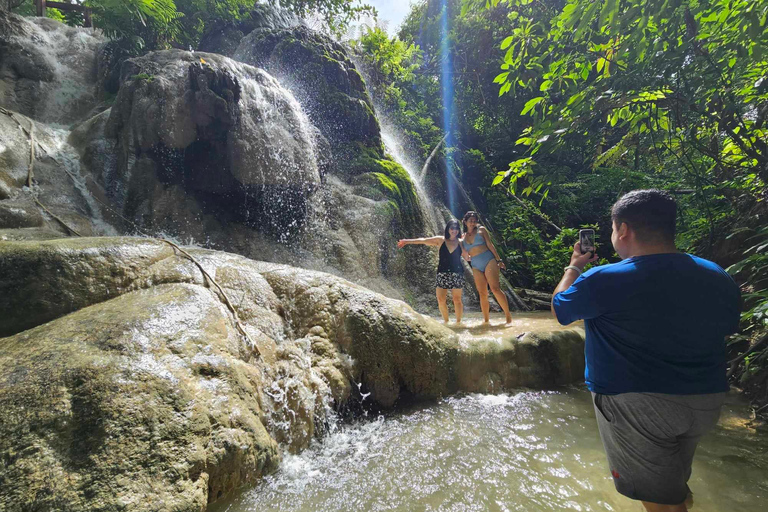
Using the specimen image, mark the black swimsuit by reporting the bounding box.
[436,241,465,289]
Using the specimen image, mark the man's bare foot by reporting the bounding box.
[505,314,513,324]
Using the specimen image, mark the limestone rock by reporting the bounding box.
[198,4,305,57]
[233,25,380,150]
[0,284,279,511]
[0,110,116,239]
[0,11,104,125]
[0,237,585,509]
[100,50,322,237]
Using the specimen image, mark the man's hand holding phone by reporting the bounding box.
[570,242,599,271]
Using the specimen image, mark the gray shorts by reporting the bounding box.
[592,391,726,505]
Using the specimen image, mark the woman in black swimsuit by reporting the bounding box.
[397,219,468,323]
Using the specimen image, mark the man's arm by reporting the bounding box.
[551,242,599,321]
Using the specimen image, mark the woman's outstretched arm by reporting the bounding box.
[478,227,506,269]
[397,236,444,248]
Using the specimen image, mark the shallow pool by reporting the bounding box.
[210,387,766,512]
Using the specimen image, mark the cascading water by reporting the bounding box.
[0,15,102,125]
[46,126,117,236]
[261,336,339,450]
[209,387,768,512]
[379,121,442,234]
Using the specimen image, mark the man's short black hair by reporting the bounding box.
[611,189,677,242]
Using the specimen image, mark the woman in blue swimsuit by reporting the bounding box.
[397,220,468,323]
[461,211,512,324]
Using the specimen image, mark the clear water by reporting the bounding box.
[210,387,766,512]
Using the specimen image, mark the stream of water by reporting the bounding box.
[210,314,767,512]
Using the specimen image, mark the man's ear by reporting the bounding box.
[618,222,630,240]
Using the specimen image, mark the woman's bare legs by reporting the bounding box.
[472,268,490,323]
[485,260,512,323]
[436,287,449,322]
[451,288,463,323]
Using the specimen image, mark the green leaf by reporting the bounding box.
[494,72,510,84]
[521,96,544,115]
[580,63,590,80]
[500,36,514,50]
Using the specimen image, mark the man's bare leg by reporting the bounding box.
[641,501,687,512]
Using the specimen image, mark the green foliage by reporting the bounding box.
[351,26,442,159]
[729,225,768,329]
[130,73,155,82]
[86,0,183,48]
[457,0,768,400]
[15,1,374,48]
[46,8,66,22]
[470,0,768,207]
[277,0,375,35]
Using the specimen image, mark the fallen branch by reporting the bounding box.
[420,132,448,181]
[159,239,261,357]
[49,171,260,356]
[34,198,82,236]
[27,120,35,187]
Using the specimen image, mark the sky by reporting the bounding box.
[365,0,415,34]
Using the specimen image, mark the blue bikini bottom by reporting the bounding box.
[470,250,495,272]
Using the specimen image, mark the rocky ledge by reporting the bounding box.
[0,237,584,511]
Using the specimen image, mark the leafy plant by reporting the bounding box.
[729,225,768,328]
[469,0,767,212]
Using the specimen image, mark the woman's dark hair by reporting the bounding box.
[611,189,677,243]
[444,219,461,240]
[462,211,480,233]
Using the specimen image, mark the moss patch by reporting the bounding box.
[349,157,423,234]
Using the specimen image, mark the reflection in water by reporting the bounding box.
[447,311,582,337]
[211,388,767,512]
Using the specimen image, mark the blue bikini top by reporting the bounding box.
[462,233,487,250]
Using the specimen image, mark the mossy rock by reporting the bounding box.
[348,157,424,235]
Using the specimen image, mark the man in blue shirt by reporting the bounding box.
[551,190,740,512]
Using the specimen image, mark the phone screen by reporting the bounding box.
[579,229,595,253]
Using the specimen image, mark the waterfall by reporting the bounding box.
[47,126,117,236]
[379,118,442,235]
[0,16,103,125]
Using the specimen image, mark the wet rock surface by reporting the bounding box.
[233,25,380,150]
[0,237,584,511]
[0,110,115,240]
[1,7,444,309]
[0,11,104,125]
[198,4,305,57]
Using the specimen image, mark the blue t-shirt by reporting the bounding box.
[552,253,740,395]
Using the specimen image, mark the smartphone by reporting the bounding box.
[579,229,595,254]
